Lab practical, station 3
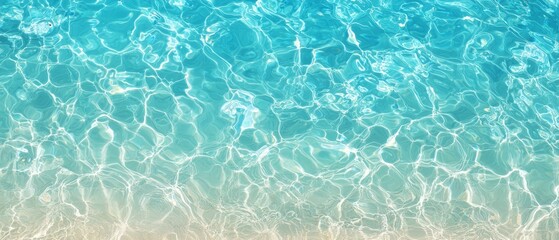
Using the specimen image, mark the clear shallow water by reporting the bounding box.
[0,0,558,239]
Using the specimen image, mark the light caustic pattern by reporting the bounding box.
[0,0,558,239]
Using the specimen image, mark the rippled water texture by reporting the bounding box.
[1,0,558,239]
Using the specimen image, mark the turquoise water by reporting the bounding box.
[0,0,558,239]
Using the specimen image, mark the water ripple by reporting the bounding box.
[0,0,558,239]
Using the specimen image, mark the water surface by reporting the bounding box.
[0,0,558,239]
